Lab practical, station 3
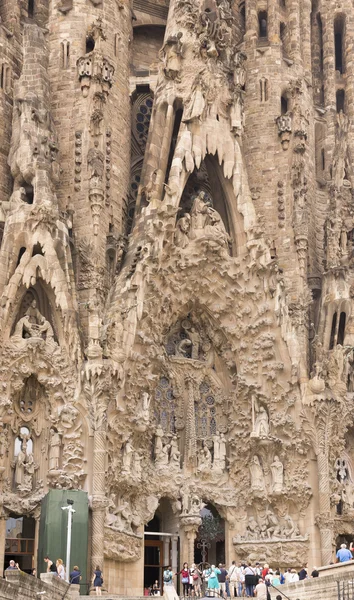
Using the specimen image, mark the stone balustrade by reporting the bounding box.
[1,570,79,599]
[276,560,354,600]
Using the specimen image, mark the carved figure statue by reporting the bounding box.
[253,406,270,438]
[160,33,183,80]
[87,140,104,185]
[181,489,190,514]
[169,435,180,466]
[174,214,191,248]
[198,442,212,472]
[249,455,265,493]
[282,515,300,538]
[232,51,247,88]
[213,432,226,471]
[245,516,261,540]
[12,300,55,343]
[49,429,61,471]
[154,425,164,458]
[264,509,282,538]
[182,74,206,123]
[188,191,229,247]
[335,458,349,483]
[270,456,284,494]
[140,392,151,424]
[122,440,134,473]
[14,445,26,487]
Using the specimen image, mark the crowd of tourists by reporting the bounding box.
[162,560,318,599]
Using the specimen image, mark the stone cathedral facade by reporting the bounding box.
[1,0,354,594]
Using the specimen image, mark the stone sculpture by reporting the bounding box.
[270,456,284,494]
[250,455,265,493]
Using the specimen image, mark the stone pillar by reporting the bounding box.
[0,516,6,576]
[288,0,301,63]
[321,11,336,179]
[91,428,107,575]
[317,450,333,565]
[301,0,312,77]
[344,13,354,177]
[171,536,178,574]
[164,537,171,567]
[180,516,201,566]
[155,102,176,202]
[322,12,336,110]
[245,0,258,38]
[267,0,279,44]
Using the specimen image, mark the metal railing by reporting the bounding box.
[337,579,354,600]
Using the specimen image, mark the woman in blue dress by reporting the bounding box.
[207,565,221,597]
[93,565,103,596]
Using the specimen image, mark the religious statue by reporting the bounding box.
[174,213,191,248]
[282,515,300,538]
[182,74,206,123]
[154,425,164,459]
[12,299,55,343]
[264,509,282,538]
[169,435,180,467]
[140,392,151,425]
[249,455,265,493]
[253,405,270,438]
[14,443,26,487]
[160,33,183,80]
[270,455,284,494]
[48,429,61,471]
[213,432,226,471]
[198,442,212,472]
[188,191,230,248]
[87,140,104,186]
[181,488,190,514]
[245,516,261,540]
[122,440,134,473]
[335,457,349,483]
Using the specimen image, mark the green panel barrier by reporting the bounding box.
[38,489,89,595]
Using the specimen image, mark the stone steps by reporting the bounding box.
[79,596,147,599]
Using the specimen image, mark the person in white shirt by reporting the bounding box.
[288,569,299,583]
[227,561,238,598]
[254,578,267,600]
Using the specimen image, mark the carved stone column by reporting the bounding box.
[184,377,197,470]
[180,517,201,566]
[267,0,279,44]
[91,428,108,573]
[301,0,312,77]
[155,102,176,202]
[316,450,333,566]
[245,0,258,38]
[288,0,301,63]
[171,535,178,574]
[0,515,6,577]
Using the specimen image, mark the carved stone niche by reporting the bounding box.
[165,318,214,363]
[10,289,58,346]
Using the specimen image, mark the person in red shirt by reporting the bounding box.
[176,562,190,598]
[261,564,269,579]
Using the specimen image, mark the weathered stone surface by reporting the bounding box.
[1,0,354,595]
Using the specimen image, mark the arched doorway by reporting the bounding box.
[144,498,179,594]
[195,504,225,566]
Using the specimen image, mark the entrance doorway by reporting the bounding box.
[5,514,35,573]
[144,499,179,595]
[144,539,164,595]
[195,504,225,566]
